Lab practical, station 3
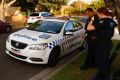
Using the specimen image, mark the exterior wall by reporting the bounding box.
[0,5,26,28]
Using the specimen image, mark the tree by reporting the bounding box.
[0,0,39,22]
[36,0,68,13]
[14,0,38,16]
[71,0,88,10]
[103,0,120,34]
[68,0,88,15]
[0,0,68,21]
[0,0,16,21]
[89,0,105,11]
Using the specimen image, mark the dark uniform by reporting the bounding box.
[82,14,99,68]
[93,18,116,80]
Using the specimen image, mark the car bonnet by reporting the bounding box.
[10,29,54,45]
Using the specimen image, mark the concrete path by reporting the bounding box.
[112,28,120,40]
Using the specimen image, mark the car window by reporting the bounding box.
[30,13,39,16]
[72,21,83,31]
[41,13,51,17]
[64,22,74,32]
[27,20,64,34]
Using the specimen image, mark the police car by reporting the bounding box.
[6,18,86,66]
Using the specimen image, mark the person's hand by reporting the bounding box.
[87,16,95,31]
[91,16,94,21]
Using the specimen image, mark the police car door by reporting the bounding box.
[62,21,76,55]
[72,21,84,49]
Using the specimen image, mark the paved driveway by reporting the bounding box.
[112,28,120,40]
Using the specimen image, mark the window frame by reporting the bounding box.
[72,21,83,31]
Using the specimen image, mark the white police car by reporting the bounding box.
[6,18,85,66]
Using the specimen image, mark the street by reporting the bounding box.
[0,30,47,80]
[0,29,84,80]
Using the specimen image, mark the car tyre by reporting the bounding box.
[47,47,60,67]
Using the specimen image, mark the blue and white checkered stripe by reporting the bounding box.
[48,38,63,49]
[48,34,81,49]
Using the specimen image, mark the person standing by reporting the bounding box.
[81,8,99,69]
[87,7,116,80]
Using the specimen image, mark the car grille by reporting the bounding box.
[9,51,27,59]
[11,40,28,49]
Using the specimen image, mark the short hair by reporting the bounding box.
[86,8,94,12]
[97,7,109,15]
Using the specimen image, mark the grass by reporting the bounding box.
[111,40,120,73]
[49,40,120,80]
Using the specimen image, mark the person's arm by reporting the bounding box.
[88,17,108,31]
[87,17,95,31]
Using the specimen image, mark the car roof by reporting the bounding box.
[43,16,71,22]
[39,12,50,13]
[30,12,50,14]
[40,18,67,23]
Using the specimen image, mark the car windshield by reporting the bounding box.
[27,20,64,34]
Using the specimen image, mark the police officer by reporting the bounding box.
[87,7,116,80]
[81,8,99,69]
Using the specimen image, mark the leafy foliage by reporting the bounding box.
[70,0,88,10]
[37,0,68,12]
[89,0,105,11]
[13,0,38,12]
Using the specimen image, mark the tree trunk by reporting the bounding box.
[0,0,16,22]
[1,0,5,21]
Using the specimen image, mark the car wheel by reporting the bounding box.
[6,25,12,32]
[47,46,60,67]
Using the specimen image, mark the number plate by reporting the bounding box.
[11,48,20,55]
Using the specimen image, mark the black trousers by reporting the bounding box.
[83,39,96,67]
[94,40,113,80]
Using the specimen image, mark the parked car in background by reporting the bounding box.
[0,20,12,33]
[6,18,86,67]
[27,12,52,24]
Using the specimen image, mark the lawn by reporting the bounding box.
[49,40,120,80]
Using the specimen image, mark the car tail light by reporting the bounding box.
[36,17,41,19]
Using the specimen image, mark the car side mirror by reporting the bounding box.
[65,31,74,35]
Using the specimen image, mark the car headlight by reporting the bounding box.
[29,43,48,50]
